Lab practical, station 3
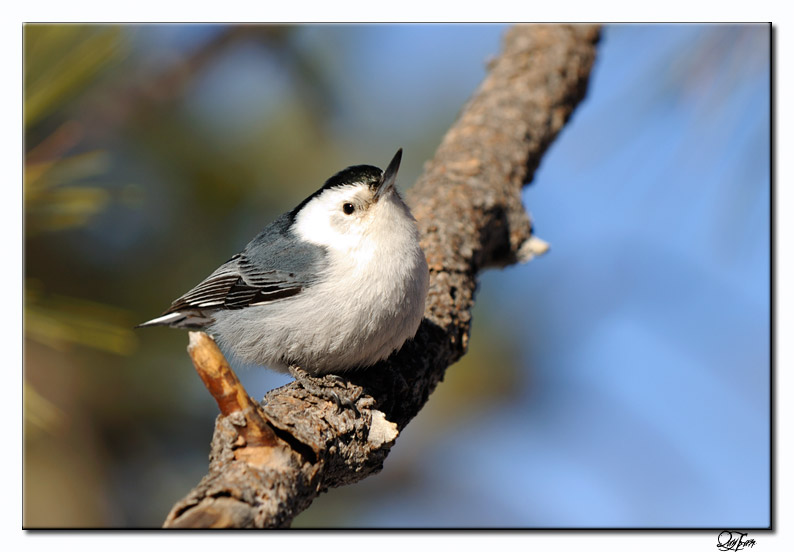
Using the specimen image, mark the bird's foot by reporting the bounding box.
[288,366,360,417]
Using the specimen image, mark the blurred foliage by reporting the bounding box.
[24,25,124,128]
[24,25,137,352]
[23,25,139,527]
[23,27,125,236]
[25,148,112,234]
[25,280,137,355]
[24,381,65,438]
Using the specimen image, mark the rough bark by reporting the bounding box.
[163,24,601,528]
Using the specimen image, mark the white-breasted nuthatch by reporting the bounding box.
[139,149,429,376]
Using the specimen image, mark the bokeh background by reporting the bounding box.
[23,23,770,528]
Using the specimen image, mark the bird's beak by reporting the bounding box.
[374,148,402,201]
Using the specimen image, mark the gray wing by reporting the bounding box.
[141,213,326,329]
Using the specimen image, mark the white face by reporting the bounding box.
[292,182,395,255]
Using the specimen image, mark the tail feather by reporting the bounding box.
[136,310,214,330]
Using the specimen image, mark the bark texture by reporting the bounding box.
[163,24,601,528]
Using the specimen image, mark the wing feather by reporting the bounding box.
[147,213,327,328]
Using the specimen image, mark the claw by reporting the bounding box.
[326,374,347,386]
[338,394,360,417]
[328,390,359,416]
[289,365,360,416]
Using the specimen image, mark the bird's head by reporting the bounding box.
[290,149,413,256]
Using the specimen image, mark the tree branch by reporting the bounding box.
[163,24,601,528]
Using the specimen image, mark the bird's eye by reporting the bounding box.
[342,203,355,215]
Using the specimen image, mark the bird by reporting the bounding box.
[139,149,429,377]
